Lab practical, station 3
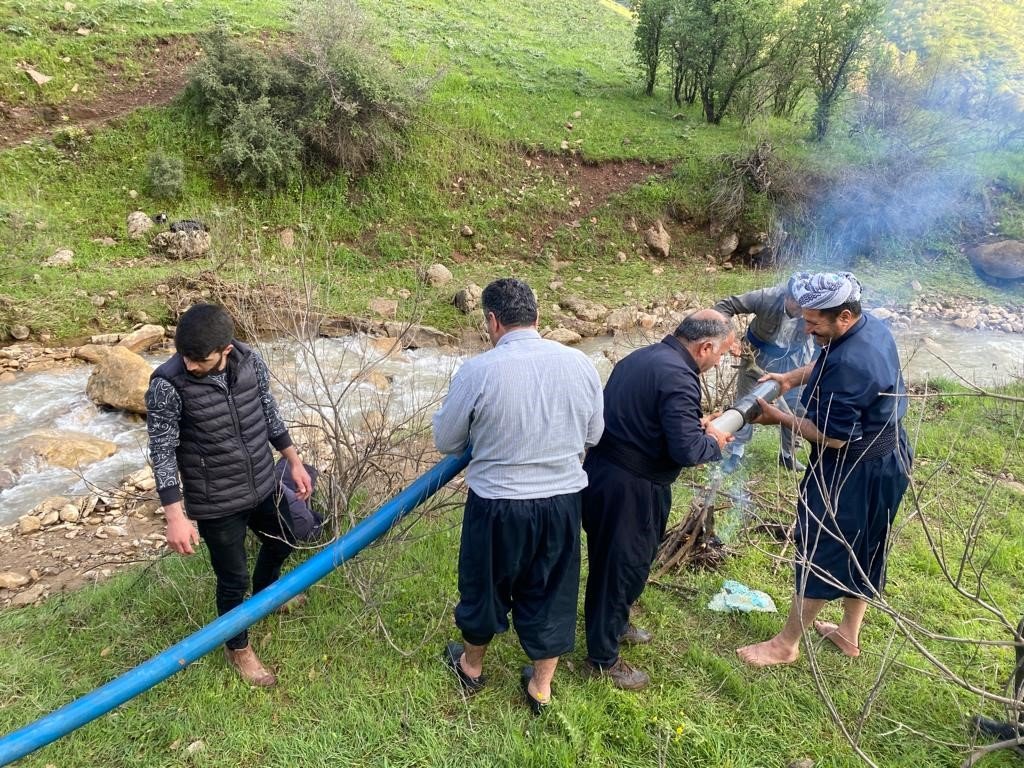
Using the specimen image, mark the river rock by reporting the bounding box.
[718,232,739,256]
[0,571,30,589]
[424,263,453,287]
[43,248,74,267]
[871,308,895,321]
[74,344,110,363]
[9,325,30,340]
[368,297,398,319]
[560,295,608,322]
[953,317,978,330]
[544,327,582,345]
[644,220,671,258]
[127,211,154,240]
[0,372,15,384]
[381,322,454,348]
[11,583,46,607]
[151,229,211,260]
[60,503,81,523]
[19,431,117,469]
[117,324,164,353]
[453,283,483,314]
[367,336,405,358]
[605,307,635,331]
[353,370,391,391]
[18,515,42,535]
[967,240,1024,282]
[86,346,151,414]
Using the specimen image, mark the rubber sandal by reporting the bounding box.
[442,642,486,694]
[520,665,550,715]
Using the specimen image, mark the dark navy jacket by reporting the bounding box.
[591,334,721,484]
[801,314,907,447]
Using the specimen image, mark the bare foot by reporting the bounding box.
[813,621,860,657]
[736,637,800,667]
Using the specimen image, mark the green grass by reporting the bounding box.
[2,386,1023,767]
[0,0,290,106]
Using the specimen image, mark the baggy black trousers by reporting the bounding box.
[455,489,582,660]
[195,494,296,650]
[582,453,671,667]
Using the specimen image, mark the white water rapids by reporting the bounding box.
[0,323,1020,525]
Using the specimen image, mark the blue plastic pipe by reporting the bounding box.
[0,449,471,766]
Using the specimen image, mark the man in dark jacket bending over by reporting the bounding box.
[145,304,311,687]
[582,310,734,689]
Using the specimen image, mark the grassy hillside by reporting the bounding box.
[2,0,1019,341]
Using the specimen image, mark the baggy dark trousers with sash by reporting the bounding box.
[797,430,911,600]
[455,490,582,660]
[581,452,671,668]
[151,341,295,649]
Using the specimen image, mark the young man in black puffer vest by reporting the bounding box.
[145,304,311,687]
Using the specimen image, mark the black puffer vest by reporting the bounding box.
[150,340,276,519]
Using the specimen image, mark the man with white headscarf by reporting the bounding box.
[736,272,912,667]
[713,275,814,473]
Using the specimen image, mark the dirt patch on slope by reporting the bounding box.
[523,153,670,251]
[0,36,199,149]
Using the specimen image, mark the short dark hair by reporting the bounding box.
[481,278,538,328]
[674,313,733,345]
[817,300,863,320]
[175,304,234,360]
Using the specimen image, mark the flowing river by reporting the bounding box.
[1,322,1021,525]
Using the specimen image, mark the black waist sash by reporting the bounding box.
[591,433,681,486]
[821,428,899,463]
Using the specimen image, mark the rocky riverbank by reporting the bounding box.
[2,285,1021,610]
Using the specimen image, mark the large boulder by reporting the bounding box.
[150,230,212,260]
[86,346,152,414]
[368,297,398,319]
[967,240,1024,283]
[453,283,483,314]
[126,211,154,240]
[424,263,453,287]
[117,324,165,354]
[559,295,608,323]
[543,327,583,345]
[18,430,117,469]
[381,322,454,348]
[644,220,671,259]
[43,248,74,267]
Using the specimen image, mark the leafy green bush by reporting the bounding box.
[185,0,422,190]
[215,99,302,191]
[145,151,185,200]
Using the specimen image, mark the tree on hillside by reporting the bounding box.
[766,20,811,119]
[801,0,883,140]
[633,0,673,96]
[667,0,790,125]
